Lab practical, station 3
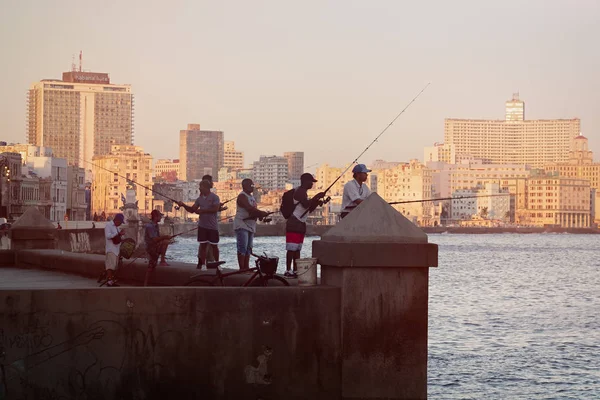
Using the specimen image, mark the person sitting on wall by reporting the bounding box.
[340,164,372,219]
[104,213,125,287]
[145,209,172,268]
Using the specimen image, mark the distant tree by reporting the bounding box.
[480,207,489,219]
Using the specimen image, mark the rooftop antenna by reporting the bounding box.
[79,50,82,72]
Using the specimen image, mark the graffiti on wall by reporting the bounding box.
[68,232,91,253]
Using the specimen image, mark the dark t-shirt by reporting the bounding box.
[193,192,221,230]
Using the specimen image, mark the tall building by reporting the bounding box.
[252,156,289,191]
[91,145,153,218]
[283,152,304,182]
[423,143,456,164]
[27,63,133,169]
[443,95,580,167]
[66,166,87,221]
[179,124,224,181]
[224,141,244,170]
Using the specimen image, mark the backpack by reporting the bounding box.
[280,189,298,219]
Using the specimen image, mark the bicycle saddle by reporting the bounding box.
[206,261,226,269]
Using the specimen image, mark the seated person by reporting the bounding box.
[144,209,172,267]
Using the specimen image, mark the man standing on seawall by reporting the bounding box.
[340,164,372,219]
[104,213,125,287]
[177,180,221,269]
[234,179,269,270]
[285,173,325,277]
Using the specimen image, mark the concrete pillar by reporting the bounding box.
[9,206,57,250]
[313,193,438,400]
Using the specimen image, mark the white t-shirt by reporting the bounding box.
[341,179,371,213]
[105,221,122,256]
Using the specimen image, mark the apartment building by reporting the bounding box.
[66,166,87,221]
[179,124,224,181]
[154,159,180,181]
[444,94,580,167]
[91,145,153,218]
[544,134,600,223]
[26,155,68,221]
[224,141,244,170]
[283,152,304,183]
[252,156,289,191]
[27,68,133,169]
[372,159,433,226]
[516,172,591,227]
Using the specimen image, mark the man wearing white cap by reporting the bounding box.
[340,164,372,219]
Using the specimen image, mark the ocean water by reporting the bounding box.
[167,233,600,399]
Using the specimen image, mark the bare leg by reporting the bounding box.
[200,243,208,267]
[237,253,245,270]
[211,244,219,261]
[286,251,294,271]
[292,250,300,272]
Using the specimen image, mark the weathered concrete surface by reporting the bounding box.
[313,193,437,400]
[0,287,341,399]
[0,267,102,289]
[13,249,294,287]
[10,207,58,251]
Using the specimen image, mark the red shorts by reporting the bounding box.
[285,232,305,252]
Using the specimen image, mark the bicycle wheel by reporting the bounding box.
[185,278,215,287]
[251,275,290,287]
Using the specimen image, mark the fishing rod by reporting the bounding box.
[298,83,431,219]
[388,193,510,206]
[81,158,181,204]
[322,82,431,194]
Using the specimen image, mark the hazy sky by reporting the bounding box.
[1,0,599,170]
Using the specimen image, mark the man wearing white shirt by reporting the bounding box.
[340,164,372,219]
[104,213,125,287]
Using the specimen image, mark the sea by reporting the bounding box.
[167,233,600,399]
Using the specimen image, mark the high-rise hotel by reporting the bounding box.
[443,94,580,167]
[27,65,134,169]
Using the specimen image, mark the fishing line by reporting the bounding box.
[323,82,431,194]
[389,193,510,205]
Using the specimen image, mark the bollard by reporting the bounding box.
[313,193,438,400]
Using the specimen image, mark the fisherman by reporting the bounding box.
[340,164,372,219]
[104,213,125,287]
[144,209,172,268]
[284,173,325,277]
[201,174,227,263]
[234,179,270,270]
[177,179,221,270]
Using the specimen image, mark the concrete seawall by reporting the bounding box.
[0,286,341,399]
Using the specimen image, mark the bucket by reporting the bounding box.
[296,258,318,286]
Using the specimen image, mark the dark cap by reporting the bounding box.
[300,173,317,182]
[151,209,163,218]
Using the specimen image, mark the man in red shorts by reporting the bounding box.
[285,173,325,278]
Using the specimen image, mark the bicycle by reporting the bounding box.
[185,253,290,287]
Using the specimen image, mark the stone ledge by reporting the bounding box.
[313,241,438,268]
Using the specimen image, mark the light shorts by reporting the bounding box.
[235,229,254,255]
[105,252,119,271]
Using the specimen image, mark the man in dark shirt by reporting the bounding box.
[285,173,325,277]
[144,209,172,268]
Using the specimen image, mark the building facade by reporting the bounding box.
[66,166,87,221]
[544,135,600,223]
[252,156,289,191]
[179,124,224,181]
[154,159,180,181]
[26,155,68,221]
[372,160,433,226]
[27,69,133,169]
[91,145,153,218]
[516,172,591,227]
[224,141,244,170]
[283,152,304,183]
[444,94,580,168]
[0,152,24,220]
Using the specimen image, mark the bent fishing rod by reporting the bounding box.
[299,82,431,219]
[388,193,510,206]
[322,82,431,195]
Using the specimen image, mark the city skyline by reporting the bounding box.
[1,1,599,169]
